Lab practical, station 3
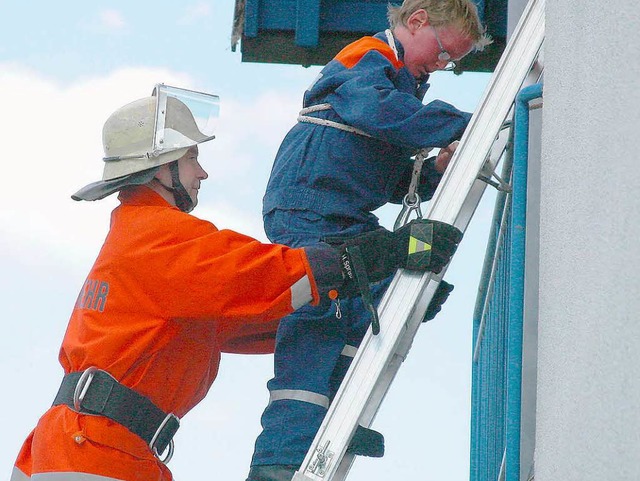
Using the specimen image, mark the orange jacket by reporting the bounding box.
[13,186,320,481]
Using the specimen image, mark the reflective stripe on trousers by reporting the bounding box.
[268,344,358,409]
[269,389,330,409]
[340,344,358,358]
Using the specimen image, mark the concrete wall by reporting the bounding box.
[537,1,640,479]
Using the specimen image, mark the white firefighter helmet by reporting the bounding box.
[73,84,219,201]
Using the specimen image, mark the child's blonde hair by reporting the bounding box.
[388,0,492,51]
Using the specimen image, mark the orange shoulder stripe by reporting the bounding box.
[335,36,404,70]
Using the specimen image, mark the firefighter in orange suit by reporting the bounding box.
[10,85,462,481]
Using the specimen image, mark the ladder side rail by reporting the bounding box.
[293,1,545,479]
[329,162,505,480]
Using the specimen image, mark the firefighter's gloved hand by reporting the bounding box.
[311,219,462,298]
[423,280,454,322]
[393,219,463,273]
[330,218,462,275]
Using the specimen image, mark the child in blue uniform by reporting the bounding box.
[247,1,491,479]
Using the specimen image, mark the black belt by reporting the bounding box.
[53,368,180,462]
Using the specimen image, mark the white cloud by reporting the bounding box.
[179,2,212,25]
[99,9,126,31]
[79,9,127,34]
[204,90,301,181]
[0,66,192,265]
[0,65,308,266]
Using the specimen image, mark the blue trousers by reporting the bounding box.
[250,209,391,466]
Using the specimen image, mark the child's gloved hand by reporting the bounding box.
[423,280,454,322]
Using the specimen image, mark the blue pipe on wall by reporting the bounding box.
[470,134,514,481]
[505,82,543,481]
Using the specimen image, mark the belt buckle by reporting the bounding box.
[150,413,180,464]
[72,366,99,411]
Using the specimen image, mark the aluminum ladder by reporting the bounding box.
[292,0,545,479]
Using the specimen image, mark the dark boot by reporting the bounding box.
[246,464,298,481]
[346,425,385,457]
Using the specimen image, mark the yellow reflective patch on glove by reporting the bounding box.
[405,223,433,270]
[408,236,432,255]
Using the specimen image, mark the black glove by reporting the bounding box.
[346,425,385,458]
[304,220,461,335]
[330,218,461,282]
[423,280,454,322]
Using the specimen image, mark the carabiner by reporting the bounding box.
[393,192,423,231]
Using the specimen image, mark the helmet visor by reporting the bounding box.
[152,84,219,156]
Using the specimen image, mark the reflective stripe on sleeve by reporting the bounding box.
[340,344,358,358]
[10,467,29,481]
[290,275,312,310]
[269,389,330,409]
[29,472,125,481]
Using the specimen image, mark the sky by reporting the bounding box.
[0,2,495,480]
